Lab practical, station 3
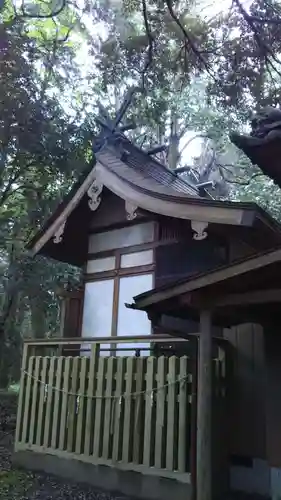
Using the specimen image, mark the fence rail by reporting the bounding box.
[15,336,227,484]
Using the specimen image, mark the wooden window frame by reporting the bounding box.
[84,266,155,335]
[87,238,181,263]
[88,220,156,255]
[83,240,156,344]
[81,221,160,345]
[84,264,155,283]
[88,216,154,236]
[82,220,229,344]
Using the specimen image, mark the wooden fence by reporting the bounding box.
[15,335,227,484]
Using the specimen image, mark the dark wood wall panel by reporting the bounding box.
[89,190,147,231]
[155,239,227,284]
[63,295,83,338]
[264,326,281,468]
[60,291,84,355]
[89,191,126,230]
[228,237,256,262]
[155,234,228,337]
[223,324,266,460]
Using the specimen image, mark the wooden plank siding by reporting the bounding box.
[264,325,281,468]
[223,323,266,461]
[60,292,84,356]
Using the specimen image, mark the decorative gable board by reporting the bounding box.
[89,190,131,231]
[89,189,151,232]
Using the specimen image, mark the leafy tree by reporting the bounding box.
[0,17,90,386]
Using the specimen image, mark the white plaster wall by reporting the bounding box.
[81,279,114,356]
[88,222,154,254]
[117,273,153,356]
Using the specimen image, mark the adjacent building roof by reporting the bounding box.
[230,137,281,190]
[130,246,281,326]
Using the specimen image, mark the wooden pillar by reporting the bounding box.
[59,297,67,338]
[196,309,212,500]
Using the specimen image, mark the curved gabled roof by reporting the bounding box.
[27,139,281,266]
[114,135,199,196]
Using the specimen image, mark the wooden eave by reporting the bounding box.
[26,144,281,267]
[130,246,281,326]
[95,150,252,225]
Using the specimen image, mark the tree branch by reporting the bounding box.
[141,0,154,88]
[0,170,23,207]
[249,15,281,24]
[232,0,281,77]
[165,1,208,67]
[217,163,264,185]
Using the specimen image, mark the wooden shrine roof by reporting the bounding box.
[26,135,281,266]
[113,135,199,196]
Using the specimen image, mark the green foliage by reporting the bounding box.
[206,0,281,112]
[0,470,34,497]
[0,16,88,386]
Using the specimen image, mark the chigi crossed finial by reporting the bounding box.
[93,86,143,153]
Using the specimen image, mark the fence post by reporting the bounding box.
[190,338,198,500]
[197,310,212,500]
[84,343,100,456]
[15,343,29,449]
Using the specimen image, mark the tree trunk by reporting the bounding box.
[168,112,180,170]
[0,290,20,388]
[29,296,47,338]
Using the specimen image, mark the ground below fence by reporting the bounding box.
[0,392,140,500]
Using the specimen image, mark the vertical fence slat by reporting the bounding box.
[133,358,144,464]
[15,345,197,480]
[75,357,88,454]
[122,357,134,463]
[43,357,56,448]
[93,357,106,458]
[220,348,226,398]
[84,344,100,456]
[112,357,125,462]
[178,356,188,473]
[102,357,115,460]
[29,356,41,446]
[166,356,176,471]
[21,356,35,444]
[93,356,107,458]
[67,357,79,452]
[15,344,29,447]
[51,357,63,449]
[59,357,71,451]
[190,340,198,500]
[35,357,48,447]
[154,356,166,469]
[143,357,156,467]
